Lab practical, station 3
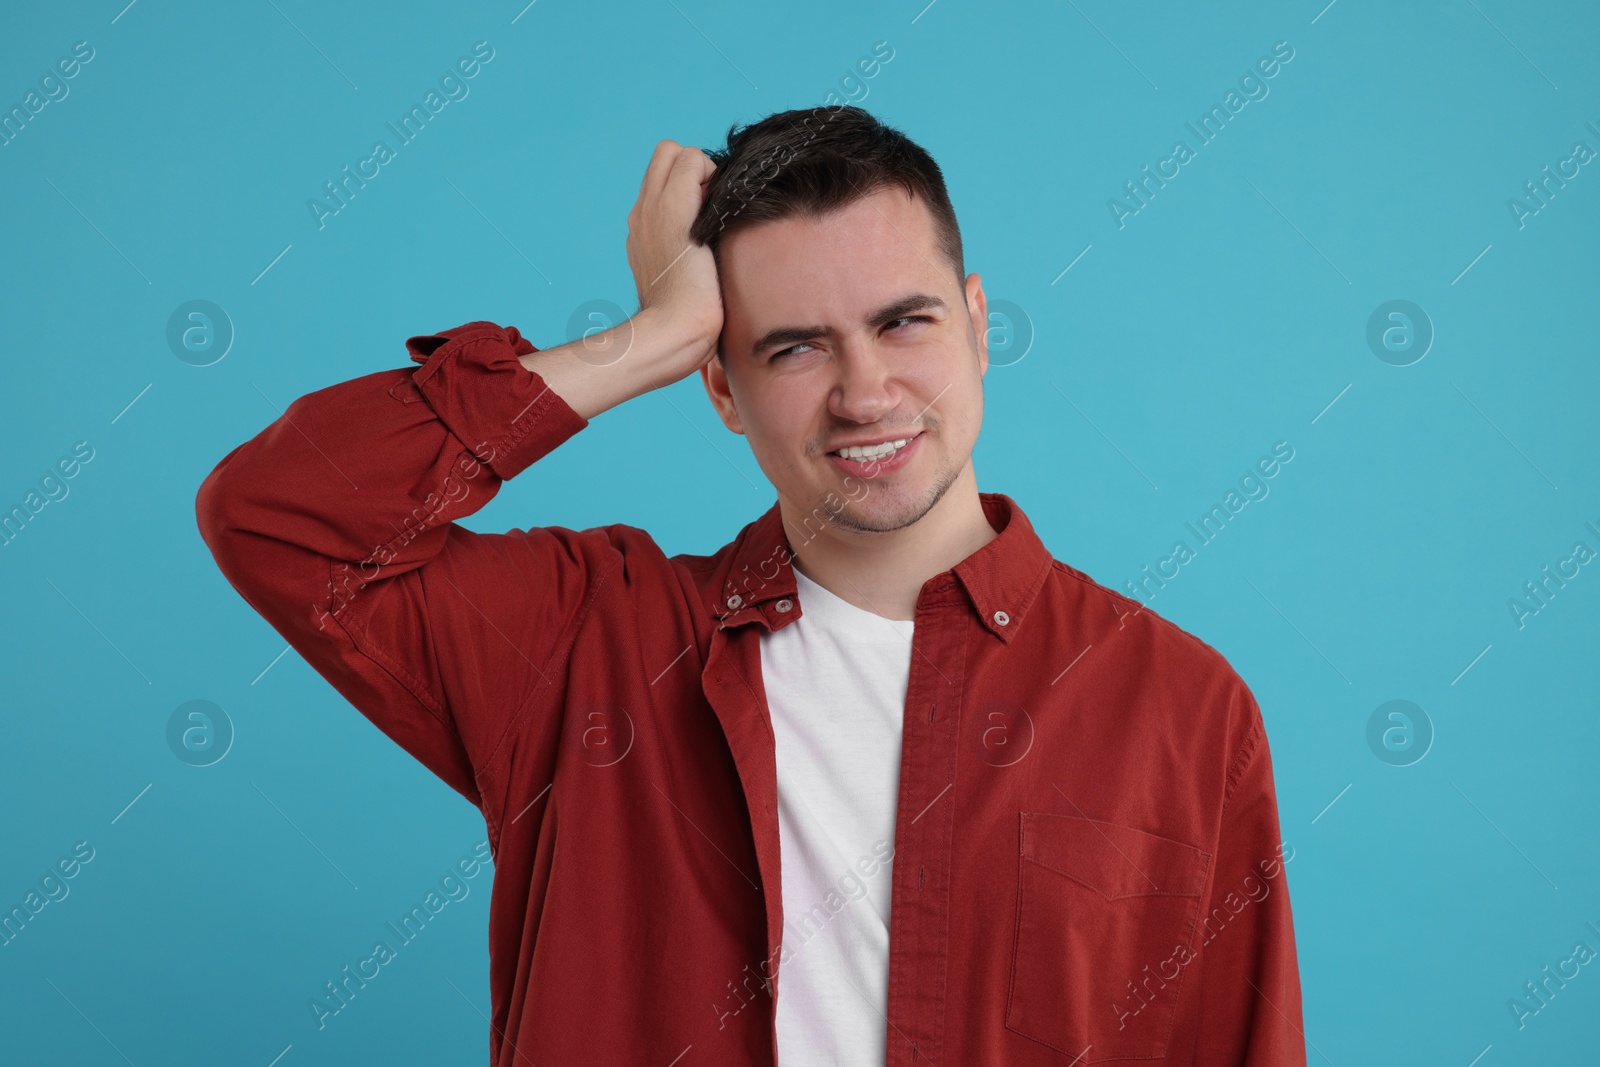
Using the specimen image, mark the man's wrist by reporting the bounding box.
[518,306,715,421]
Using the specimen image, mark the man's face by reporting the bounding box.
[701,185,988,536]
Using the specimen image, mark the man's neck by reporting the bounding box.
[778,464,998,622]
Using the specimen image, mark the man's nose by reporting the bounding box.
[828,338,899,425]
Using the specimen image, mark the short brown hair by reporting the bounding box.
[689,105,965,288]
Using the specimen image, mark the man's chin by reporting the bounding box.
[819,478,946,535]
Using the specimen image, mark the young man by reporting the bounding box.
[197,105,1306,1066]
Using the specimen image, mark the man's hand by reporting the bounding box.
[519,139,727,422]
[625,140,724,374]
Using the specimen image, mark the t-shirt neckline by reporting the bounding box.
[791,565,916,633]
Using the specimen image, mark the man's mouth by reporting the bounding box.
[826,432,921,461]
[824,432,925,479]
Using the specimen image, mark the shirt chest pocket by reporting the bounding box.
[1006,812,1212,1063]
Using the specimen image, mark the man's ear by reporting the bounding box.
[966,272,989,377]
[700,352,745,434]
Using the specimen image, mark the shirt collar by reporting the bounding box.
[710,492,1055,644]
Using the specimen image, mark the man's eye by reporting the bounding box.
[771,317,931,359]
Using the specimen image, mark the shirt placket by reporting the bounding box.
[884,576,969,1066]
[700,596,790,1067]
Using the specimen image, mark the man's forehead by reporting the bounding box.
[723,186,933,267]
[719,188,950,324]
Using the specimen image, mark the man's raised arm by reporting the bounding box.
[194,141,724,813]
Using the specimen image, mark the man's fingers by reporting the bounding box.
[638,139,682,207]
[663,145,713,212]
[695,150,717,185]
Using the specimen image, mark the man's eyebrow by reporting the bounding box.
[749,293,949,355]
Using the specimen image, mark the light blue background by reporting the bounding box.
[2,0,1596,1063]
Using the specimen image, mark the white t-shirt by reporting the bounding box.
[759,565,914,1066]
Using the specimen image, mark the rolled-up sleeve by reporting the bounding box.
[195,321,609,816]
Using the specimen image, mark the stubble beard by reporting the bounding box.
[823,449,960,535]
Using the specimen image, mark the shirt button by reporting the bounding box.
[993,610,1010,626]
[727,594,744,609]
[775,598,793,612]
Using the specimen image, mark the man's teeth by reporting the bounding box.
[835,437,911,460]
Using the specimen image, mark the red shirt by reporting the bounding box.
[196,320,1307,1066]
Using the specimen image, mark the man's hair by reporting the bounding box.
[688,105,965,295]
